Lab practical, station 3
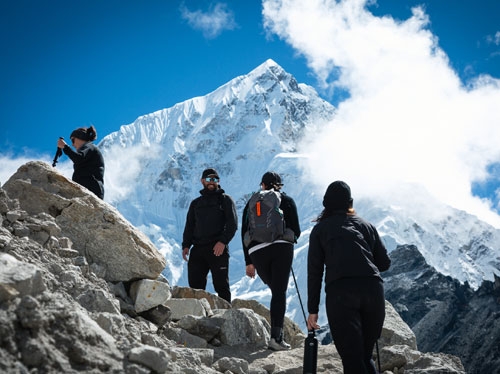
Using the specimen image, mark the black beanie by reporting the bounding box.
[323,181,353,210]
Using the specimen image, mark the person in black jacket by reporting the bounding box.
[307,181,391,374]
[182,168,238,303]
[241,171,301,351]
[57,125,105,199]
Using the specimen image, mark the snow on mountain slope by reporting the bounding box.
[358,184,500,289]
[99,59,500,329]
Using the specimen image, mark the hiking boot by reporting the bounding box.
[268,338,291,351]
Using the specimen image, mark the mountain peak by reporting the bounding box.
[254,58,282,73]
[212,58,295,101]
[248,58,287,80]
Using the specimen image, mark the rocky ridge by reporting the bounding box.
[383,244,500,374]
[0,161,465,373]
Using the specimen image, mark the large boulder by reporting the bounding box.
[381,300,418,349]
[3,161,166,282]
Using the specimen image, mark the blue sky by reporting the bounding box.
[0,0,313,158]
[1,0,500,225]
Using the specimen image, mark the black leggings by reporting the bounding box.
[326,277,385,374]
[250,242,293,328]
[188,243,231,303]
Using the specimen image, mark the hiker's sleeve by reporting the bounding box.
[285,196,301,239]
[241,202,252,265]
[220,195,238,245]
[62,143,91,165]
[181,201,196,249]
[307,225,324,314]
[371,224,391,272]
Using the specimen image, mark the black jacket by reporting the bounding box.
[182,187,238,249]
[241,191,301,265]
[63,142,105,199]
[307,212,391,314]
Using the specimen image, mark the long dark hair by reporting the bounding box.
[86,125,97,141]
[314,207,356,222]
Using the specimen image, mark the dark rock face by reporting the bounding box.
[383,244,500,374]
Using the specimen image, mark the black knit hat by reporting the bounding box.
[70,128,89,141]
[323,181,353,210]
[261,171,283,186]
[201,168,219,179]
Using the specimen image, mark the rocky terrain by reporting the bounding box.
[0,162,466,373]
[383,244,500,374]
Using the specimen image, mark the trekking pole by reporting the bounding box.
[52,137,63,167]
[291,267,317,374]
[291,267,307,326]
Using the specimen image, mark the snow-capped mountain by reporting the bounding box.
[99,59,500,329]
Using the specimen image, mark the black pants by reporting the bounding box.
[188,243,231,303]
[326,277,385,374]
[250,242,293,329]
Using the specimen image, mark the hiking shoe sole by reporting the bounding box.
[268,338,291,351]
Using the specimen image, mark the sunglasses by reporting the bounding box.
[204,177,219,182]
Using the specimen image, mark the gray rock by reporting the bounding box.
[219,308,269,347]
[381,300,418,349]
[165,297,208,320]
[128,345,170,373]
[0,253,46,299]
[76,288,121,314]
[172,285,231,310]
[177,314,222,341]
[139,304,172,327]
[162,326,209,348]
[168,346,214,367]
[233,298,305,348]
[3,161,166,282]
[130,278,172,313]
[214,356,249,374]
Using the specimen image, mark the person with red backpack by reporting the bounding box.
[241,171,301,351]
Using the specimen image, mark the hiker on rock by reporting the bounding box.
[182,168,238,303]
[57,125,105,199]
[307,181,391,373]
[241,171,301,351]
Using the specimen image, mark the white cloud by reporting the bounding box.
[0,143,159,207]
[486,31,500,46]
[0,156,33,186]
[180,2,237,39]
[263,0,500,227]
[102,143,161,204]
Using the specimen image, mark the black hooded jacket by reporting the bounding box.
[182,187,238,248]
[307,212,391,314]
